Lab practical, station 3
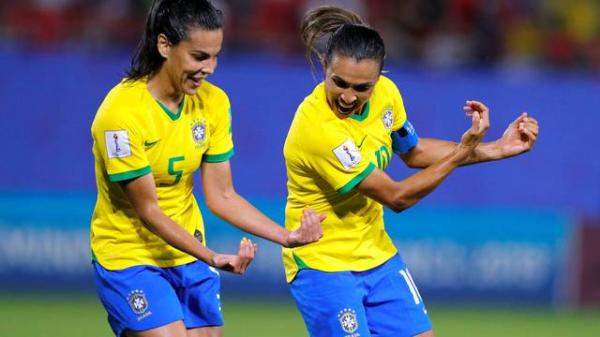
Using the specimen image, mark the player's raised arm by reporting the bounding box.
[357,103,489,212]
[399,101,538,168]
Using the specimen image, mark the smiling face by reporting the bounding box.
[157,27,223,95]
[323,55,380,119]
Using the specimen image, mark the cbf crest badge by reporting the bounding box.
[382,109,394,130]
[191,119,207,145]
[127,289,149,315]
[338,308,359,334]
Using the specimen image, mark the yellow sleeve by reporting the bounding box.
[303,125,375,194]
[92,107,151,182]
[203,90,234,163]
[384,77,408,131]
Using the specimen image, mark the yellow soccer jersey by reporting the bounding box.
[90,78,234,270]
[283,75,408,282]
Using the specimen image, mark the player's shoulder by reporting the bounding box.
[105,78,147,105]
[93,79,146,130]
[99,79,147,112]
[195,80,229,104]
[297,83,337,124]
[376,75,401,94]
[288,87,345,152]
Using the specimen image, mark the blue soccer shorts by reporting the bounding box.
[93,260,223,337]
[289,254,431,337]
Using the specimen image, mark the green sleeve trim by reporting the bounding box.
[293,252,309,270]
[91,250,98,263]
[108,165,152,182]
[338,162,376,195]
[203,148,234,163]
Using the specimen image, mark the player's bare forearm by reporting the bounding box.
[120,174,216,264]
[360,143,470,212]
[140,206,217,262]
[401,138,459,168]
[365,104,489,212]
[466,141,505,163]
[201,160,290,246]
[402,138,502,167]
[205,190,290,246]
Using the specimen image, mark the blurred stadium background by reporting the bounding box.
[1,0,599,336]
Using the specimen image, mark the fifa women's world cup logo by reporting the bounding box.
[343,145,355,162]
[113,133,121,153]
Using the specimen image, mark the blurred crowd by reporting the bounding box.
[1,0,599,70]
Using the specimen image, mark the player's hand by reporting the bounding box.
[496,112,539,158]
[459,100,490,152]
[211,238,257,274]
[285,208,325,248]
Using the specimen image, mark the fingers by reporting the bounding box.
[464,100,489,133]
[517,112,539,147]
[471,110,481,131]
[520,114,539,134]
[511,112,538,129]
[519,124,538,147]
[303,208,324,241]
[463,100,488,116]
[237,237,256,274]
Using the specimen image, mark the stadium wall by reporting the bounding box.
[0,193,576,305]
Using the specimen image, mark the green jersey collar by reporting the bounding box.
[350,100,371,122]
[157,97,185,121]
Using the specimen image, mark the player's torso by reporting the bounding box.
[286,80,405,206]
[140,97,209,203]
[338,97,398,172]
[91,81,222,269]
[282,80,403,281]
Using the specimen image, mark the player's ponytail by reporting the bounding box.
[300,6,385,76]
[126,0,223,81]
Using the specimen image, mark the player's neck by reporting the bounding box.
[147,71,184,110]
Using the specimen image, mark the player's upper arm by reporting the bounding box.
[200,160,235,212]
[356,168,409,213]
[92,105,150,182]
[119,173,160,222]
[392,120,421,167]
[203,86,234,163]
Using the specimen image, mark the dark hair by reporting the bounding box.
[126,0,224,81]
[300,6,385,75]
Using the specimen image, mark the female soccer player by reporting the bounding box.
[90,1,323,337]
[283,6,539,337]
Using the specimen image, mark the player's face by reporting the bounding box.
[166,28,223,95]
[324,55,380,119]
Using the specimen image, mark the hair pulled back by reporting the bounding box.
[126,0,223,81]
[300,6,385,75]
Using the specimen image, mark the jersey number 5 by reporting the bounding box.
[160,156,185,187]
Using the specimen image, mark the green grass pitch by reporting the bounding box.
[0,293,598,337]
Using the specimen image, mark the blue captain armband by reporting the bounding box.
[391,120,419,155]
